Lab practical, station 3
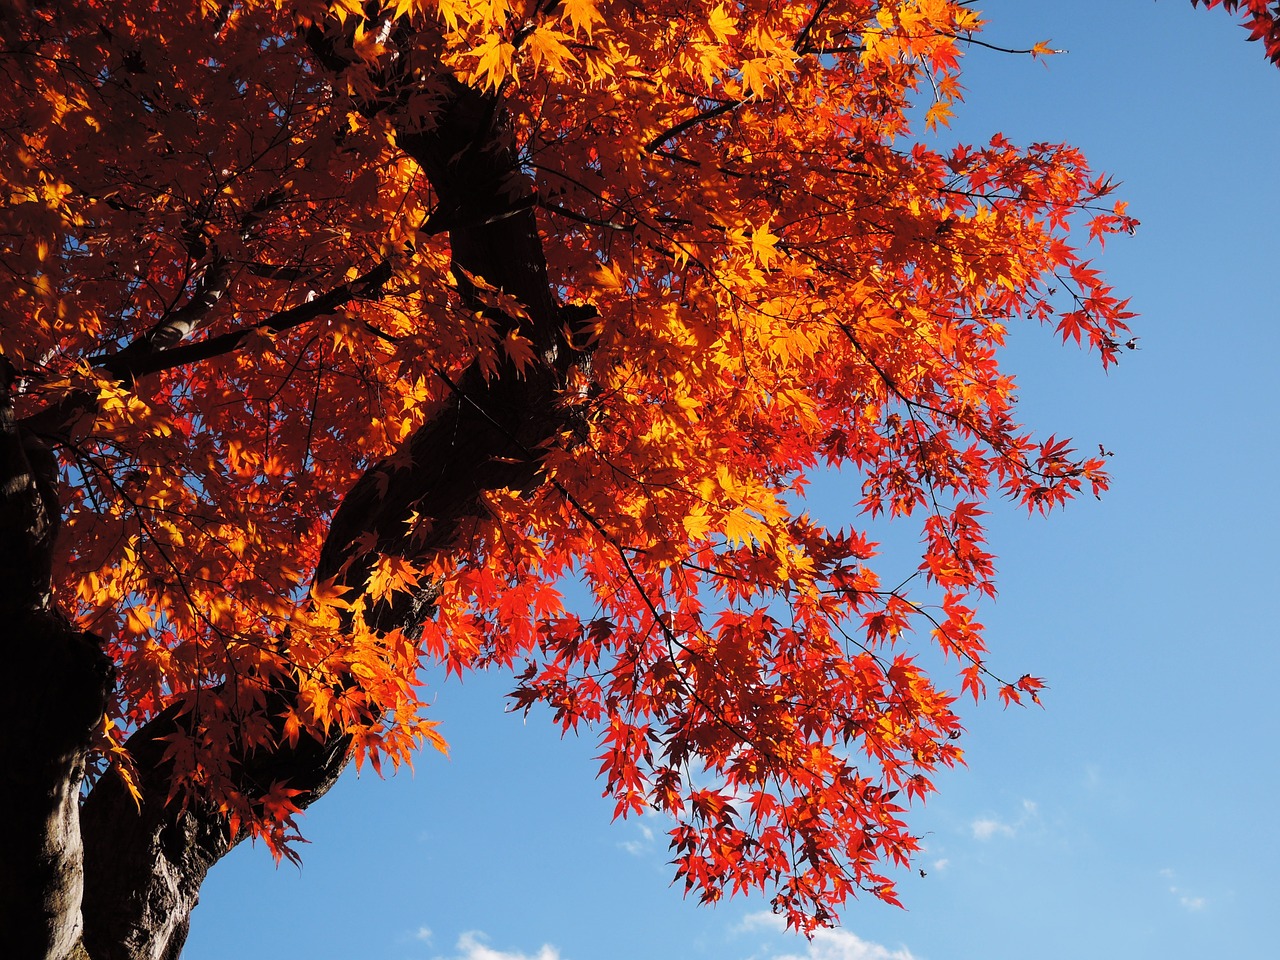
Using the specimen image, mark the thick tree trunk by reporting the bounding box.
[3,64,581,959]
[2,612,112,960]
[1,360,114,960]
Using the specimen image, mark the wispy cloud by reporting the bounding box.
[970,817,1015,841]
[395,925,435,947]
[1160,868,1207,911]
[434,932,563,960]
[740,912,918,960]
[618,821,656,856]
[1176,893,1206,911]
[970,799,1037,841]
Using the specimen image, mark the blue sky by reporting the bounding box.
[183,4,1280,959]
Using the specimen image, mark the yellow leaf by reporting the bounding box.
[351,20,389,63]
[310,579,354,610]
[124,604,154,634]
[558,0,604,38]
[349,660,376,680]
[683,506,713,539]
[740,58,771,99]
[526,26,579,74]
[367,554,422,603]
[594,260,626,291]
[750,218,781,267]
[418,718,449,756]
[707,4,739,42]
[723,508,764,547]
[473,35,514,91]
[925,99,954,131]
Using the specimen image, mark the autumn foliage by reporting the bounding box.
[3,1,1263,952]
[1193,0,1280,62]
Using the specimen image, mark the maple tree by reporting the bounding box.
[0,1,1271,958]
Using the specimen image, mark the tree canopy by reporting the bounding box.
[2,1,1275,958]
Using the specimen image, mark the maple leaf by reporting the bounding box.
[525,26,579,75]
[707,4,739,42]
[557,0,606,38]
[472,35,515,91]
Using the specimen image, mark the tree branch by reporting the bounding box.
[92,259,393,380]
[645,98,747,153]
[18,259,393,445]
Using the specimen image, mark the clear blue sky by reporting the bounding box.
[184,4,1280,959]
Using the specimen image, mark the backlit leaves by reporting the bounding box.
[0,0,1186,934]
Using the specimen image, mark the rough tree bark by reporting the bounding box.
[3,35,584,960]
[2,357,115,960]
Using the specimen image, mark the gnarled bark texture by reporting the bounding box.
[2,355,114,960]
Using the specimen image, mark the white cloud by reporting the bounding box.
[970,818,1014,841]
[618,821,656,856]
[434,932,563,960]
[1167,883,1207,911]
[970,800,1037,841]
[930,858,950,872]
[740,912,918,960]
[1161,870,1207,911]
[395,925,434,947]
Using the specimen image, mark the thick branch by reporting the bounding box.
[138,254,232,352]
[18,260,393,448]
[100,259,392,379]
[320,77,578,595]
[78,690,350,960]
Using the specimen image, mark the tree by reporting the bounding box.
[0,2,1271,958]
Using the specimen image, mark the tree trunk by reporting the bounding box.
[1,359,114,959]
[1,611,112,960]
